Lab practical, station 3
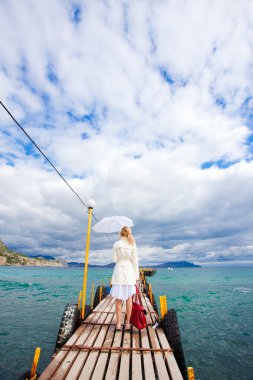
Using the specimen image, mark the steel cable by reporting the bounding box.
[0,101,103,222]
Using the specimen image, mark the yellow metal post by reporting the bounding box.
[77,290,82,310]
[159,295,168,318]
[99,285,102,302]
[91,283,95,309]
[188,367,195,380]
[148,283,153,305]
[81,204,94,320]
[30,347,41,379]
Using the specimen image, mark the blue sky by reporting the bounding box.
[1,1,253,266]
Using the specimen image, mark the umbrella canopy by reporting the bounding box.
[92,216,134,233]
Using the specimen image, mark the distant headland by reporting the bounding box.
[0,240,67,267]
[68,260,201,268]
[152,261,201,268]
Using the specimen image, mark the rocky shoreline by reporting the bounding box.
[0,240,67,267]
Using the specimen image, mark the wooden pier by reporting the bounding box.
[38,288,183,380]
[140,268,157,276]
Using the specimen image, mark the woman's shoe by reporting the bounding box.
[116,324,121,331]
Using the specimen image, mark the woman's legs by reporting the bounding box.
[125,296,133,328]
[116,299,122,328]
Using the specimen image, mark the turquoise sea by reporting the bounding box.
[0,266,253,380]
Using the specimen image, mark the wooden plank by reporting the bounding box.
[38,350,68,380]
[144,294,183,380]
[131,327,142,380]
[147,329,170,379]
[91,313,117,380]
[104,310,125,380]
[104,331,122,380]
[38,299,111,380]
[62,296,112,348]
[141,294,171,380]
[138,292,156,380]
[51,296,113,380]
[140,330,155,380]
[118,319,131,380]
[141,293,156,314]
[147,325,171,380]
[51,316,106,379]
[155,331,183,380]
[92,294,111,311]
[78,298,115,379]
[140,321,156,380]
[64,302,113,380]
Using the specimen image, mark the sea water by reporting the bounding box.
[0,266,252,380]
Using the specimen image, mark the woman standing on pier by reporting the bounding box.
[110,226,139,331]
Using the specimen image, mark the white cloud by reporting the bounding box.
[1,0,253,266]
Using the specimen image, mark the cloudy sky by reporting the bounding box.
[1,0,253,266]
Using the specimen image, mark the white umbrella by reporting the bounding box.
[92,216,134,233]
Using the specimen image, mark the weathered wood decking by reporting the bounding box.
[38,290,183,380]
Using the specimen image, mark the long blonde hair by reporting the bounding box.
[120,226,135,245]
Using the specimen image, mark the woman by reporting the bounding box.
[110,226,139,331]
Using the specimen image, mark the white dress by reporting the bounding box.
[110,238,139,300]
[110,284,136,300]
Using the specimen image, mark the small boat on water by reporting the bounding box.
[168,267,174,271]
